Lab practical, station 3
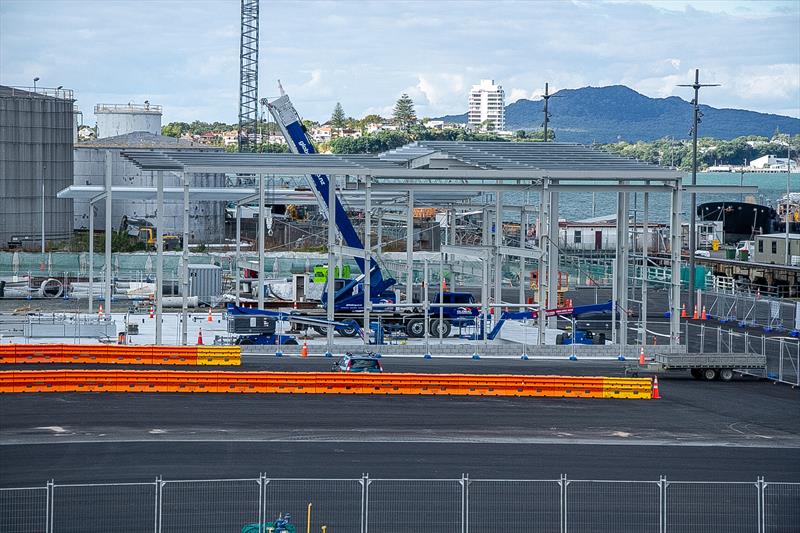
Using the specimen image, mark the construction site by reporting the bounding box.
[0,0,798,532]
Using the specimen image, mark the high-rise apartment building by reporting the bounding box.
[468,79,505,131]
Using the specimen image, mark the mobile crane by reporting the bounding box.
[263,85,479,338]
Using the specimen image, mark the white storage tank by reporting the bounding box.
[95,102,161,138]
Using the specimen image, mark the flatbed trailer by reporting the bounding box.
[287,308,477,338]
[625,352,766,381]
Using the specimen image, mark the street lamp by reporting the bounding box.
[33,77,40,92]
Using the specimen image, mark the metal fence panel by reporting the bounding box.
[566,481,660,533]
[160,479,259,533]
[264,479,362,533]
[468,480,560,533]
[764,482,800,533]
[52,483,155,532]
[367,480,461,533]
[0,487,47,533]
[666,482,758,533]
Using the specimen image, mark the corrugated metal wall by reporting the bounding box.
[0,94,75,247]
[73,148,226,242]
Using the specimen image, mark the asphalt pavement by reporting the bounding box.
[2,358,798,486]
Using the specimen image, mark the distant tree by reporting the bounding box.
[161,122,188,137]
[331,102,346,130]
[392,94,417,130]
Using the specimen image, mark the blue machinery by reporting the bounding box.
[482,301,614,342]
[267,87,396,311]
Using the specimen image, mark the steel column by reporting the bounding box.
[538,186,548,344]
[406,190,414,304]
[155,171,164,345]
[181,172,189,346]
[495,192,503,307]
[88,201,94,313]
[641,191,649,347]
[547,190,559,329]
[670,185,682,344]
[618,192,629,346]
[327,176,336,354]
[235,204,241,306]
[520,205,527,305]
[103,150,112,318]
[258,174,265,310]
[363,175,371,346]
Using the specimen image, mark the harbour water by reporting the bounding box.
[501,172,800,223]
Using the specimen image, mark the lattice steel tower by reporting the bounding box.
[238,0,259,152]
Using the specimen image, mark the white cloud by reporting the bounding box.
[0,0,797,122]
[509,88,532,102]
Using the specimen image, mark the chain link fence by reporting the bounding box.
[2,476,797,532]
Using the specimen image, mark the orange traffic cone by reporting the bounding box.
[207,308,213,322]
[441,278,447,291]
[98,304,104,318]
[149,305,154,319]
[692,305,698,320]
[651,376,661,399]
[701,306,707,321]
[639,346,645,365]
[680,304,687,318]
[301,341,308,358]
[197,328,204,345]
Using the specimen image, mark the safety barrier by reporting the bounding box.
[0,344,240,366]
[0,370,652,398]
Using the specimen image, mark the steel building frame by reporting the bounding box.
[110,143,756,349]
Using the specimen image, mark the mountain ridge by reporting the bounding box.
[434,85,799,143]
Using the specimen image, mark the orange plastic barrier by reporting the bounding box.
[0,344,240,367]
[0,345,16,364]
[0,370,652,399]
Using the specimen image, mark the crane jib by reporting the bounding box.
[282,115,380,283]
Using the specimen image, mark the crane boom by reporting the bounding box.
[266,88,395,310]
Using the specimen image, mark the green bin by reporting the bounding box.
[739,249,749,261]
[725,248,736,260]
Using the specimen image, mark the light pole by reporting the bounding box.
[33,77,39,92]
[678,69,719,314]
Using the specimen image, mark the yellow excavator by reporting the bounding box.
[121,216,182,251]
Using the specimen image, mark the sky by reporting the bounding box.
[1,0,798,125]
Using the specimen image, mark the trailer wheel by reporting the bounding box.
[719,368,734,381]
[338,322,360,337]
[690,369,703,380]
[429,319,452,338]
[702,368,718,381]
[406,319,425,338]
[312,326,327,336]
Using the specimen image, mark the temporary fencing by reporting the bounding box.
[686,322,800,386]
[2,475,796,533]
[0,344,240,366]
[700,289,800,332]
[0,370,653,399]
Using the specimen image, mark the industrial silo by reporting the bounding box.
[0,85,75,249]
[95,102,162,138]
[72,132,226,243]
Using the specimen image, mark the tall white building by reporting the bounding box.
[468,79,505,131]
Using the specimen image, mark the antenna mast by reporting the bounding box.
[238,0,259,152]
